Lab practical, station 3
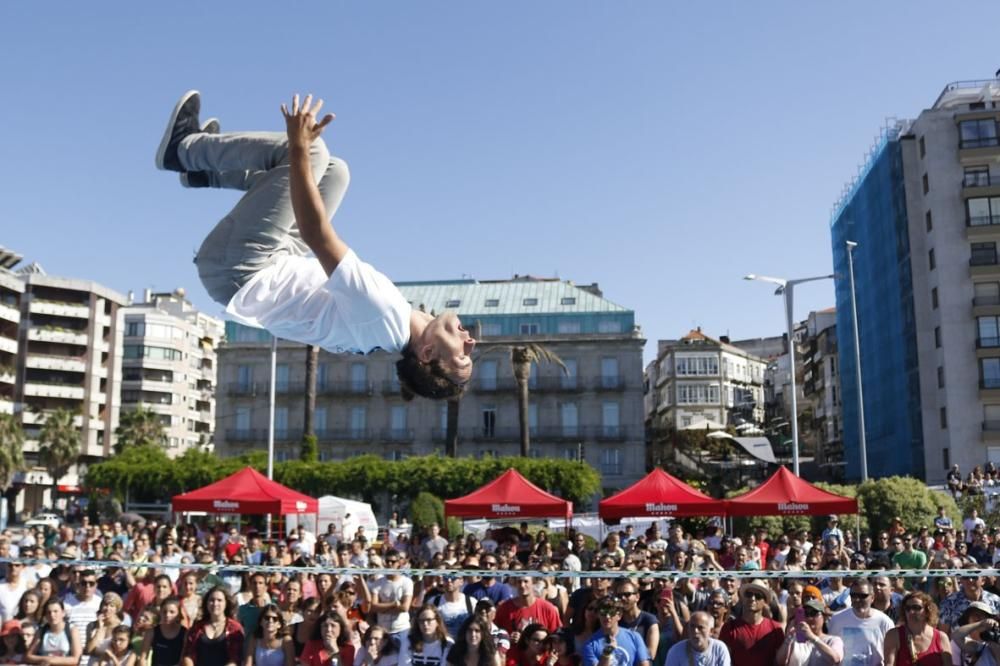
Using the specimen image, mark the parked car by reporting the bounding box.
[24,512,62,529]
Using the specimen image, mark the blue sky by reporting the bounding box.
[2,2,997,364]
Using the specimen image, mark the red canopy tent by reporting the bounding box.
[598,468,725,520]
[172,467,318,515]
[445,469,572,520]
[724,466,858,516]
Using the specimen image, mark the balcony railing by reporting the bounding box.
[968,215,1000,227]
[965,172,992,187]
[975,295,1000,307]
[380,428,415,442]
[982,378,1000,390]
[594,375,625,391]
[984,421,1000,432]
[971,255,999,267]
[319,381,375,396]
[961,137,1000,149]
[316,428,371,442]
[978,337,1000,348]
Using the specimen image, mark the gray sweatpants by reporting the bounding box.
[182,132,350,305]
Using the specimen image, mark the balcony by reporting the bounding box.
[975,295,1000,307]
[984,421,1000,442]
[0,398,13,414]
[226,382,259,396]
[22,412,84,427]
[978,337,1000,349]
[0,303,19,324]
[319,381,375,397]
[462,427,519,442]
[223,428,307,443]
[316,428,371,442]
[0,337,15,355]
[475,378,517,393]
[591,426,632,441]
[28,300,89,319]
[29,353,87,373]
[23,382,85,400]
[28,327,88,346]
[380,428,415,443]
[960,136,1000,161]
[593,375,626,391]
[0,371,12,386]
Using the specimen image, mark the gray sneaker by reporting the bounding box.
[179,118,220,188]
[155,90,201,171]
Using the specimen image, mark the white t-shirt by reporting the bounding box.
[965,517,987,542]
[827,608,894,666]
[227,250,412,354]
[0,579,25,622]
[370,575,415,634]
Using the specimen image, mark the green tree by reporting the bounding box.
[113,406,166,453]
[409,491,445,532]
[0,413,26,492]
[38,409,81,504]
[300,434,318,463]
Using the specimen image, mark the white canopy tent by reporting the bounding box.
[285,495,378,541]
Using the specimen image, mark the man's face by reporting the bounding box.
[597,604,621,632]
[516,577,535,599]
[252,575,268,597]
[740,587,767,617]
[688,614,712,651]
[872,577,891,601]
[962,574,984,596]
[619,585,639,610]
[850,584,872,611]
[79,574,98,600]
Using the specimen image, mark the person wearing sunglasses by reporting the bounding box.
[243,603,294,666]
[580,597,649,666]
[776,598,843,665]
[718,580,783,666]
[939,567,1000,633]
[827,580,894,666]
[883,591,950,665]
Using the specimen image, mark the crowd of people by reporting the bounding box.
[0,507,998,665]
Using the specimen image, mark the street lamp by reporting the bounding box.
[845,241,868,481]
[744,272,834,475]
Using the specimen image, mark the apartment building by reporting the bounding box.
[215,275,646,492]
[121,289,224,455]
[12,268,127,512]
[830,75,1000,482]
[0,249,23,416]
[647,328,768,431]
[799,309,842,472]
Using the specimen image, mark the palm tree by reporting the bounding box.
[38,409,80,507]
[0,414,26,493]
[445,398,460,457]
[302,344,319,462]
[511,345,566,458]
[113,406,166,453]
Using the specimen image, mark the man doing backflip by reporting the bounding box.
[155,91,474,400]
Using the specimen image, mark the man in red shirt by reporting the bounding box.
[719,580,783,666]
[496,575,562,641]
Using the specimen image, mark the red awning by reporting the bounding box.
[598,468,725,519]
[445,469,572,520]
[724,466,858,517]
[172,467,318,515]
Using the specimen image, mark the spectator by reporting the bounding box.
[473,599,510,656]
[0,619,27,664]
[243,602,294,666]
[434,576,473,640]
[26,597,83,665]
[0,562,27,622]
[93,625,135,666]
[300,610,354,666]
[180,586,244,666]
[356,625,401,666]
[237,573,273,635]
[505,623,548,666]
[938,568,1000,633]
[83,592,126,662]
[580,595,649,666]
[357,551,414,655]
[718,580,783,666]
[446,616,500,666]
[615,581,658,659]
[422,526,450,564]
[948,465,964,497]
[663,611,730,665]
[883,591,950,665]
[65,569,104,641]
[965,510,987,544]
[495,577,562,636]
[409,604,453,666]
[827,579,894,666]
[139,596,187,666]
[934,507,954,532]
[775,597,843,665]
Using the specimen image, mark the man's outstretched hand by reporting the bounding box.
[281,93,335,151]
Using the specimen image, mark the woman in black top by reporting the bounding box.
[141,597,187,666]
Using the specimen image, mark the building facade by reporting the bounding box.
[121,289,224,455]
[214,276,646,492]
[830,76,1000,482]
[800,309,843,473]
[647,328,768,431]
[0,248,23,416]
[13,268,127,512]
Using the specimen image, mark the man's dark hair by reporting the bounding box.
[396,347,466,401]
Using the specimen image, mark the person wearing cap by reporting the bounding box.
[827,579,894,665]
[474,599,510,655]
[662,612,729,666]
[775,597,843,665]
[718,580,782,666]
[939,565,1000,633]
[0,618,26,663]
[884,591,950,665]
[581,596,649,666]
[949,600,1000,664]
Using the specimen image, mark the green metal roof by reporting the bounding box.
[396,279,630,316]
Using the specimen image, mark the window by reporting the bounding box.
[966,197,1000,226]
[350,407,367,438]
[275,407,288,439]
[598,319,622,333]
[481,322,502,336]
[561,359,578,389]
[972,242,998,266]
[925,210,933,232]
[481,406,496,438]
[981,358,1000,389]
[986,405,1000,429]
[919,135,926,158]
[484,299,499,308]
[601,357,620,388]
[236,406,250,432]
[560,297,577,306]
[317,363,328,391]
[937,366,945,389]
[350,363,367,392]
[125,321,143,337]
[557,319,582,334]
[931,288,938,309]
[964,166,990,187]
[601,448,622,475]
[560,403,579,437]
[237,365,253,392]
[445,299,461,308]
[960,119,999,148]
[602,402,620,438]
[563,447,579,461]
[922,173,929,194]
[529,362,538,389]
[523,298,538,306]
[479,360,498,391]
[276,364,290,392]
[391,406,407,436]
[978,316,1000,347]
[934,326,941,349]
[940,407,948,429]
[123,345,183,361]
[528,403,538,436]
[943,448,950,471]
[315,407,327,434]
[975,282,1000,306]
[520,323,540,335]
[677,383,721,404]
[929,248,936,271]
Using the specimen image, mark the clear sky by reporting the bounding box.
[3,2,998,364]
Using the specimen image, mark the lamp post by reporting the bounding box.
[845,241,868,481]
[265,335,277,540]
[744,272,834,475]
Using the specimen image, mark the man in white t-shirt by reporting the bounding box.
[964,509,987,544]
[435,575,473,639]
[827,580,894,666]
[157,90,476,400]
[0,562,26,622]
[358,549,414,653]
